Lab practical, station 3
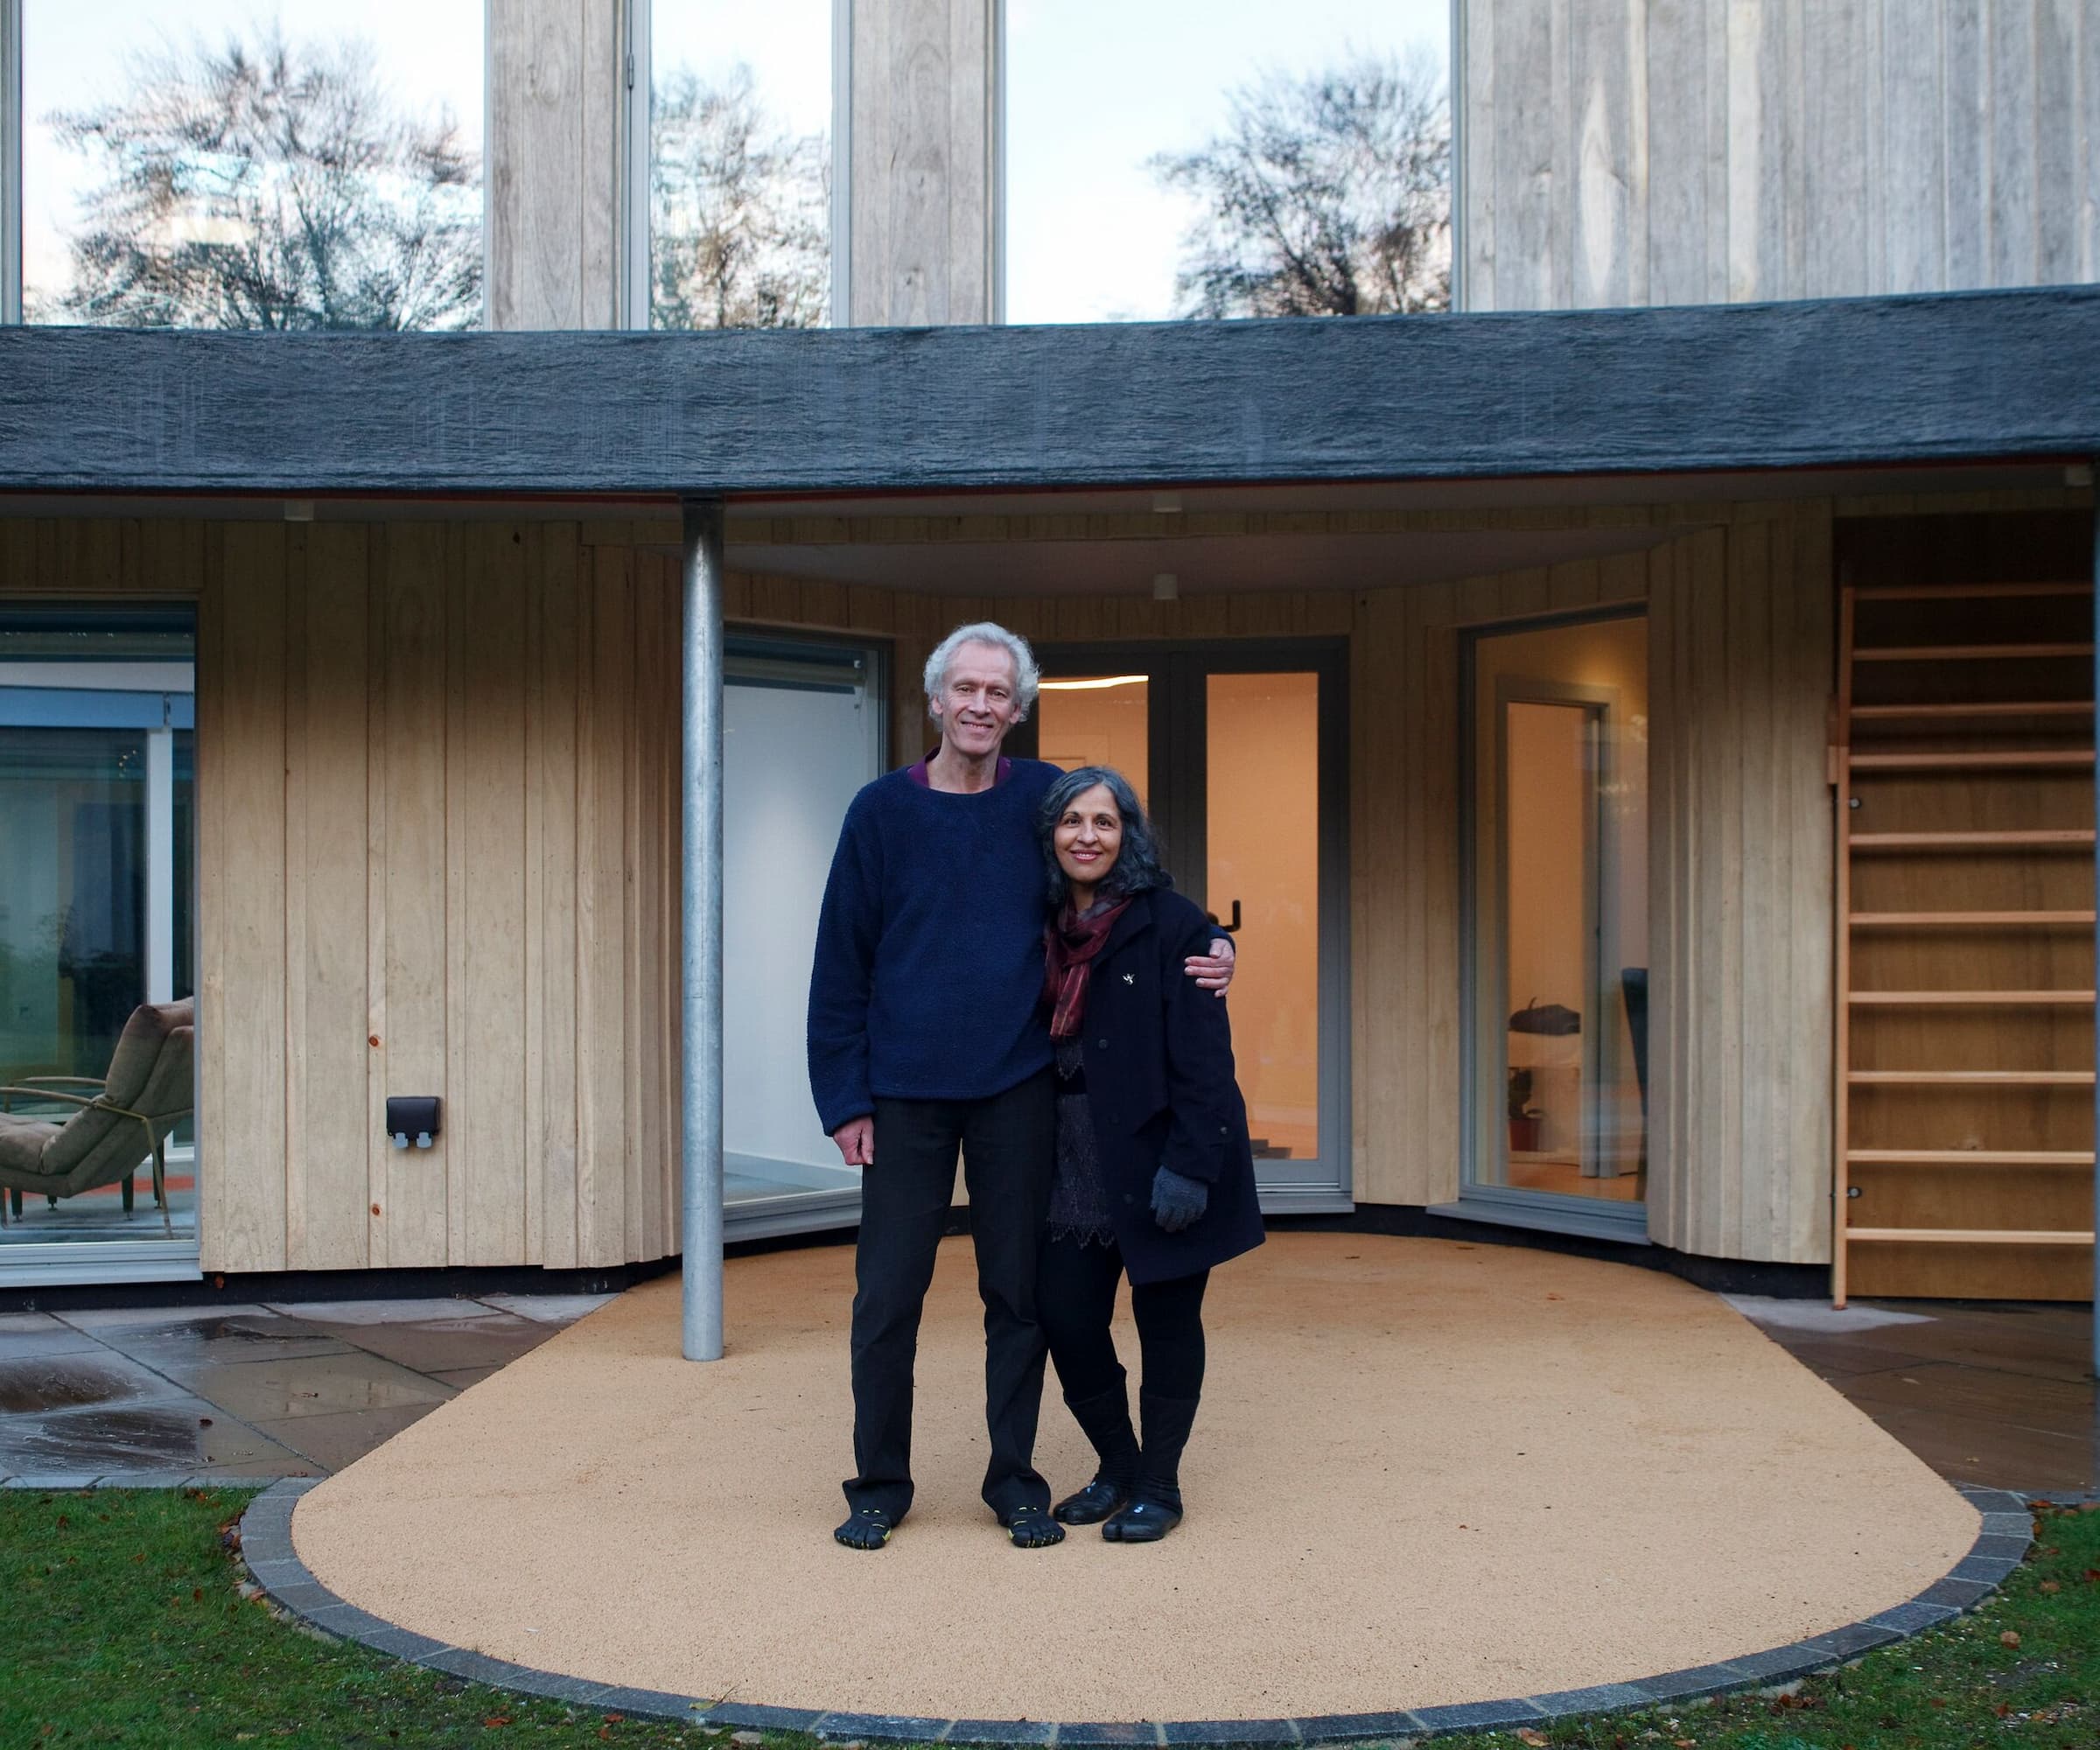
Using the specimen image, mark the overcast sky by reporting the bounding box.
[24,1,1446,325]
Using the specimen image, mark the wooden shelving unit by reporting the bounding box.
[1832,577,2097,1305]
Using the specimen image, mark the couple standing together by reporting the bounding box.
[806,621,1264,1550]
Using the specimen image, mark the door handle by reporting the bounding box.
[1214,899,1242,934]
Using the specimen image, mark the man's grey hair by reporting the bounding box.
[923,621,1040,724]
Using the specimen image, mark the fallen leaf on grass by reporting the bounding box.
[483,1718,511,1729]
[1673,1740,1696,1747]
[2040,1579,2061,1593]
[1516,1731,1549,1746]
[2001,1631,2022,1648]
[602,1717,624,1726]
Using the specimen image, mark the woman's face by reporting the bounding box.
[1053,783,1124,895]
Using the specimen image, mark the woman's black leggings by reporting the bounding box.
[1037,1233,1209,1403]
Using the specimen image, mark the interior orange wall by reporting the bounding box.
[1034,678,1151,805]
[1207,672,1321,1158]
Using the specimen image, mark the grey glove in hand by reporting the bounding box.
[1150,1166,1209,1234]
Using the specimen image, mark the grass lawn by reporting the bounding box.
[0,1488,2093,1750]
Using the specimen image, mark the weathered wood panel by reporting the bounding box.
[376,524,452,1269]
[209,526,291,1272]
[487,0,621,329]
[576,542,631,1267]
[1462,0,2099,309]
[850,0,997,326]
[531,526,584,1268]
[287,523,371,1270]
[1647,507,1836,1263]
[450,526,531,1265]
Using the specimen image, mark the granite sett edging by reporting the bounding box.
[222,1479,2035,1746]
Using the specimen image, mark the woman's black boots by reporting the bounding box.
[1102,1390,1200,1543]
[1052,1380,1140,1524]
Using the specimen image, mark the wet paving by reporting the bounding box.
[0,1294,613,1487]
[1728,1295,2098,1497]
[3,1286,2090,1494]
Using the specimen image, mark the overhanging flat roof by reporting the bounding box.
[2,285,2096,497]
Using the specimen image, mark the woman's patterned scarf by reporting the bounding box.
[1043,897,1133,1040]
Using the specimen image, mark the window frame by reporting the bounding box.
[626,0,853,332]
[1447,604,1654,1248]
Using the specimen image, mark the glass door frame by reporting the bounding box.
[719,625,887,1242]
[0,604,203,1286]
[1025,637,1353,1215]
[1452,608,1650,1245]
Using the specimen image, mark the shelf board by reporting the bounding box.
[1844,1226,2096,1246]
[1850,909,2096,928]
[1852,642,2095,662]
[1847,1069,2095,1085]
[1850,581,2094,602]
[1848,990,2095,1006]
[1849,830,2096,851]
[1849,701,2094,720]
[1846,1149,2096,1166]
[1848,749,2094,771]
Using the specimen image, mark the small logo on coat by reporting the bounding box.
[1123,973,1135,984]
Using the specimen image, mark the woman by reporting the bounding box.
[1035,766,1264,1543]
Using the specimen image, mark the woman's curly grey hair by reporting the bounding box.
[923,621,1040,724]
[1038,766,1172,906]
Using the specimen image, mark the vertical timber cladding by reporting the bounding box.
[1646,506,1838,1266]
[0,514,683,1274]
[1460,0,2100,311]
[0,497,1866,1273]
[1347,506,1835,1262]
[244,519,682,1275]
[1836,509,2096,1300]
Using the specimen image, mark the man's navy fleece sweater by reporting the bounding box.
[806,760,1059,1135]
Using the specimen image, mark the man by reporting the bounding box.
[807,620,1232,1550]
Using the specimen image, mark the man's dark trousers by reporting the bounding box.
[844,1068,1055,1522]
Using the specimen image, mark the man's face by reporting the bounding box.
[930,640,1023,759]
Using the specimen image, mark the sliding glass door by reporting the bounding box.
[0,609,199,1278]
[721,633,886,1237]
[1462,612,1649,1238]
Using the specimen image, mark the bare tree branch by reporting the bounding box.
[651,66,829,330]
[41,29,482,330]
[1152,48,1451,319]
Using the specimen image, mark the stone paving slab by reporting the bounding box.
[231,1479,2040,1745]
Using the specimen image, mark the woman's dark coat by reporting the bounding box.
[1068,886,1265,1285]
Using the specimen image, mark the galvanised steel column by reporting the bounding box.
[681,497,726,1362]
